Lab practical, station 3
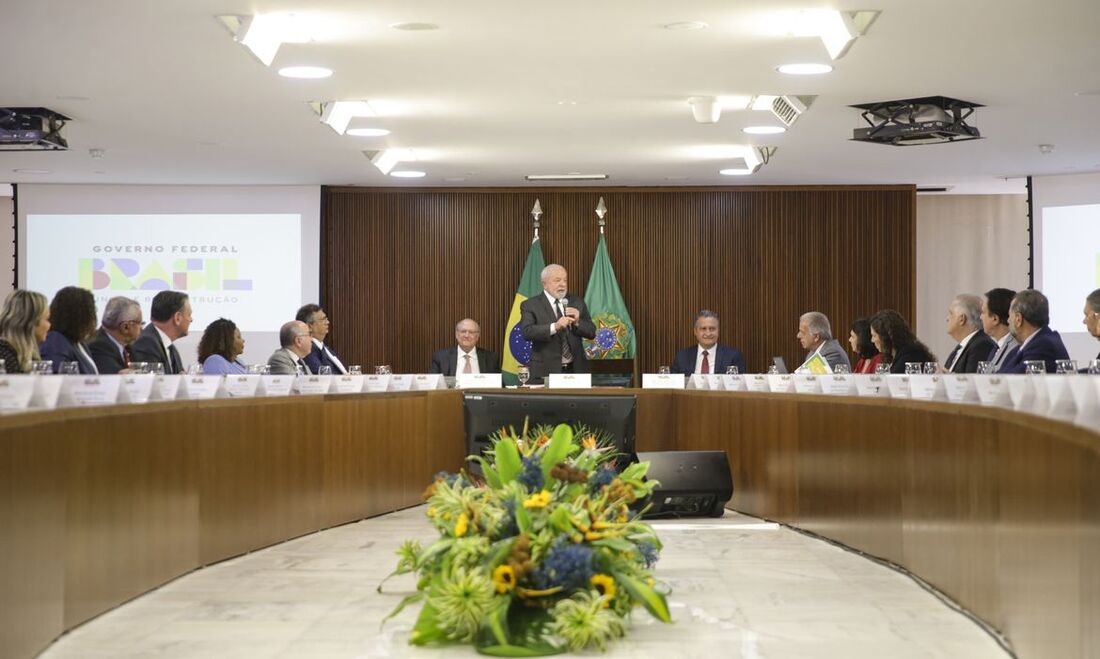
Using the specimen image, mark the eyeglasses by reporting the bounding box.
[119,320,143,329]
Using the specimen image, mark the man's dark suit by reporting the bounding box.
[997,326,1070,373]
[129,323,184,374]
[671,344,747,375]
[520,293,596,382]
[38,330,97,374]
[304,341,346,374]
[430,347,501,376]
[87,328,128,375]
[945,330,998,374]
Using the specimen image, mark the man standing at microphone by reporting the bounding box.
[520,263,597,384]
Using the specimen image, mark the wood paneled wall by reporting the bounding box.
[322,186,916,374]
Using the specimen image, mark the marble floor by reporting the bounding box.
[41,507,1009,659]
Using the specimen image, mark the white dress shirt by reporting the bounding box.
[694,345,717,374]
[545,290,568,335]
[77,342,99,374]
[312,338,347,374]
[457,347,481,374]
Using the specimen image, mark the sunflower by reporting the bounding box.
[492,564,517,594]
[454,512,469,537]
[523,490,553,509]
[590,574,616,605]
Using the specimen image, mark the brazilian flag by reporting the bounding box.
[583,234,636,359]
[502,237,546,385]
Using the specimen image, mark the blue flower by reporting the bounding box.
[637,541,659,568]
[434,471,462,487]
[531,539,593,590]
[517,456,545,492]
[496,497,519,539]
[589,464,618,494]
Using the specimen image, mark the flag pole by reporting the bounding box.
[531,199,542,240]
[595,196,607,235]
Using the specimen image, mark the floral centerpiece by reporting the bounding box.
[381,421,672,655]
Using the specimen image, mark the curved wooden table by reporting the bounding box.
[2,389,1096,658]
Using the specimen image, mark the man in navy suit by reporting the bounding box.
[943,294,997,373]
[129,290,191,374]
[997,289,1070,373]
[671,310,747,375]
[430,318,501,376]
[519,264,596,383]
[297,304,348,374]
[88,296,143,374]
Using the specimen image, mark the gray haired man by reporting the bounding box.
[944,294,997,373]
[87,296,143,374]
[267,321,314,375]
[796,311,851,372]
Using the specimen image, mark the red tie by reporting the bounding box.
[123,345,131,365]
[701,350,710,374]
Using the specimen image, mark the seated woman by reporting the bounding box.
[0,289,51,373]
[870,309,936,374]
[39,286,98,374]
[849,318,883,374]
[198,318,247,375]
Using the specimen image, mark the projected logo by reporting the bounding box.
[79,258,253,291]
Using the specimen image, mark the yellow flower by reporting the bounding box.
[492,564,516,594]
[454,512,469,537]
[523,490,552,509]
[581,435,597,450]
[590,574,616,605]
[426,506,438,518]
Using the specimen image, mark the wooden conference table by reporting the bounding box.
[1,388,1097,659]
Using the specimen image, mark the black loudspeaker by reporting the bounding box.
[637,450,733,518]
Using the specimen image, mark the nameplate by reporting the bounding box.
[0,375,37,412]
[389,374,414,391]
[258,375,294,397]
[854,374,888,397]
[413,374,447,390]
[548,373,591,389]
[821,374,856,396]
[222,374,261,398]
[59,375,122,407]
[792,374,821,394]
[744,374,770,392]
[908,374,946,401]
[1069,377,1100,429]
[686,374,709,390]
[330,374,365,394]
[642,373,684,389]
[363,374,392,392]
[766,374,794,393]
[1004,375,1038,413]
[973,375,1012,408]
[457,373,502,389]
[943,374,979,404]
[885,375,911,399]
[1043,376,1077,423]
[296,375,332,395]
[118,373,157,404]
[722,374,745,391]
[150,374,182,401]
[181,375,224,400]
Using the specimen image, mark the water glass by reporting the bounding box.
[186,363,203,375]
[726,365,739,375]
[875,363,890,375]
[766,365,779,375]
[31,360,53,374]
[349,365,362,375]
[517,366,530,386]
[976,360,994,374]
[1055,359,1077,374]
[318,365,333,375]
[0,358,6,374]
[1089,359,1100,375]
[150,362,166,376]
[58,361,80,375]
[376,365,392,375]
[658,365,670,375]
[1023,360,1045,375]
[833,364,850,375]
[923,362,940,374]
[295,362,306,375]
[247,364,265,375]
[905,362,922,375]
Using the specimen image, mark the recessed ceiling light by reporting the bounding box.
[777,63,833,75]
[391,170,426,178]
[719,168,755,176]
[278,66,332,79]
[320,100,375,134]
[556,100,578,106]
[743,126,787,135]
[346,127,391,137]
[56,95,90,101]
[663,21,708,31]
[444,176,467,182]
[13,168,51,174]
[390,22,439,31]
[367,148,417,175]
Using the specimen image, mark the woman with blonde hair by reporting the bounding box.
[0,289,51,373]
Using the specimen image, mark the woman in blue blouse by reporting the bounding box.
[198,318,247,374]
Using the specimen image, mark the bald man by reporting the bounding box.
[430,318,500,375]
[519,264,596,383]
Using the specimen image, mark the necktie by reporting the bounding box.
[123,344,131,366]
[168,343,183,375]
[701,350,710,374]
[463,354,473,374]
[945,344,961,371]
[555,300,573,364]
[989,342,1007,368]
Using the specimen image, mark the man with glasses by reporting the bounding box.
[296,303,347,374]
[1084,288,1100,361]
[430,318,500,376]
[88,296,143,374]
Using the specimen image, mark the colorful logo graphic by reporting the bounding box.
[79,258,253,291]
[584,313,632,359]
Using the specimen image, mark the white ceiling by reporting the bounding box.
[2,0,1099,192]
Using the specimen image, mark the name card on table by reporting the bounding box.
[29,375,64,409]
[722,374,745,391]
[0,375,37,412]
[1004,375,1038,413]
[744,374,770,392]
[705,374,728,390]
[1043,376,1077,423]
[180,375,224,400]
[908,374,946,401]
[686,374,710,390]
[766,374,794,393]
[58,375,122,407]
[854,374,888,397]
[642,373,684,389]
[258,375,294,397]
[457,373,502,389]
[973,375,1012,408]
[150,375,182,401]
[413,374,447,390]
[388,375,415,391]
[330,374,365,394]
[548,373,591,389]
[821,374,856,396]
[1069,377,1100,429]
[118,373,157,404]
[885,375,911,399]
[296,374,332,395]
[792,374,821,394]
[222,374,260,398]
[943,375,979,404]
[363,374,392,392]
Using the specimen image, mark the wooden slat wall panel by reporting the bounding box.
[322,186,916,374]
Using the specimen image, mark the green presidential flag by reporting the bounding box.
[583,234,636,359]
[501,237,546,385]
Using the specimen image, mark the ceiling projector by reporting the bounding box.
[850,96,981,146]
[0,107,71,151]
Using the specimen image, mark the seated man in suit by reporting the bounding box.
[431,318,501,376]
[943,294,997,373]
[795,311,851,373]
[520,264,596,384]
[671,310,747,375]
[1084,288,1100,364]
[296,304,347,374]
[981,287,1019,371]
[88,296,143,374]
[267,321,314,375]
[997,289,1070,373]
[128,290,191,374]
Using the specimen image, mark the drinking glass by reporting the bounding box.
[833,364,850,375]
[875,363,890,375]
[766,365,779,375]
[186,363,203,375]
[318,365,333,375]
[127,361,150,374]
[517,366,530,386]
[905,362,922,375]
[726,365,739,375]
[1089,359,1100,375]
[1023,360,1045,375]
[976,361,993,375]
[150,362,165,376]
[349,365,362,375]
[296,362,306,375]
[1055,359,1078,374]
[658,365,670,375]
[31,360,53,374]
[376,365,392,375]
[923,362,939,374]
[247,364,264,375]
[58,361,80,375]
[0,358,5,374]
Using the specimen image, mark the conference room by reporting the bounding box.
[3,1,1100,658]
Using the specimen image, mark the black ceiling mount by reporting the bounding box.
[0,107,71,151]
[850,96,982,146]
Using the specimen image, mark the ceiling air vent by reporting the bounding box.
[771,96,807,127]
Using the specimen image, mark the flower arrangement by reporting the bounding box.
[381,421,672,655]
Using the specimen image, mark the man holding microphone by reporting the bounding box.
[520,264,596,384]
